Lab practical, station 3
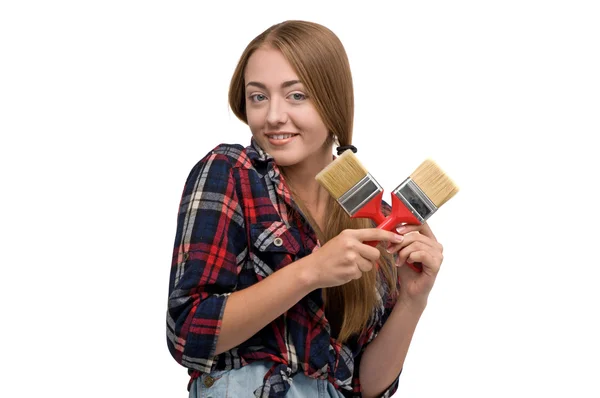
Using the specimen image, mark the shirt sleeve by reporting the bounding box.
[166,151,247,373]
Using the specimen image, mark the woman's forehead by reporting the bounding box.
[244,48,300,84]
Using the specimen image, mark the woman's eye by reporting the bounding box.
[290,93,306,101]
[250,94,267,102]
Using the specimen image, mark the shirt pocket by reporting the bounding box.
[248,221,302,280]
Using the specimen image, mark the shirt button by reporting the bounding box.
[204,375,214,388]
[182,252,189,261]
[273,237,283,247]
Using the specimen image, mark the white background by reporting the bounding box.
[1,1,599,397]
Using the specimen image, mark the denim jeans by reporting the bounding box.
[190,361,345,398]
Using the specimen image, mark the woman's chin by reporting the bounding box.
[272,154,300,167]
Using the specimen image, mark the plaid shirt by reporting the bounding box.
[167,139,400,397]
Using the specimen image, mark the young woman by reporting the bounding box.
[167,20,444,398]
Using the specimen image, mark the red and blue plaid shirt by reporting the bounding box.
[167,139,400,397]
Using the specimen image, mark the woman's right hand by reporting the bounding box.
[308,228,403,288]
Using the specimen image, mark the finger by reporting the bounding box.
[395,224,421,235]
[403,230,443,252]
[406,250,442,274]
[396,242,436,266]
[354,228,403,244]
[396,222,437,241]
[387,232,441,254]
[351,266,364,280]
[339,264,362,283]
[416,222,437,241]
[356,258,374,273]
[357,243,382,262]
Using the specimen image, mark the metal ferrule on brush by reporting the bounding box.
[338,174,383,216]
[393,178,438,223]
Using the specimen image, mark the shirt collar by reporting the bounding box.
[247,138,273,165]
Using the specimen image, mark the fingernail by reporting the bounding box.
[385,243,394,253]
[396,226,406,233]
[394,234,404,242]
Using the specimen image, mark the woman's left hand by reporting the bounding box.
[386,222,444,305]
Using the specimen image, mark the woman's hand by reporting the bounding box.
[309,228,404,289]
[386,223,444,305]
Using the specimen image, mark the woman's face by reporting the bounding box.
[244,47,331,168]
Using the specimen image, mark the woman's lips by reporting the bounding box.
[265,133,298,146]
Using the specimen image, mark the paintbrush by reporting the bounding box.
[315,150,388,226]
[316,151,459,272]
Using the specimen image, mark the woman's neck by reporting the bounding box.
[282,147,333,228]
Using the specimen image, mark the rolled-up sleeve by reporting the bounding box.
[166,151,247,373]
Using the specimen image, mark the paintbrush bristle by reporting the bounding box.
[316,151,369,199]
[410,159,459,207]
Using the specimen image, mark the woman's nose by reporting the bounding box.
[266,98,289,126]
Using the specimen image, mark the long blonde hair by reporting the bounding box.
[229,20,398,343]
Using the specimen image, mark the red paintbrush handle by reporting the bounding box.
[364,193,424,273]
[351,191,387,225]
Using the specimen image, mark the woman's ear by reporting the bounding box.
[328,133,338,146]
